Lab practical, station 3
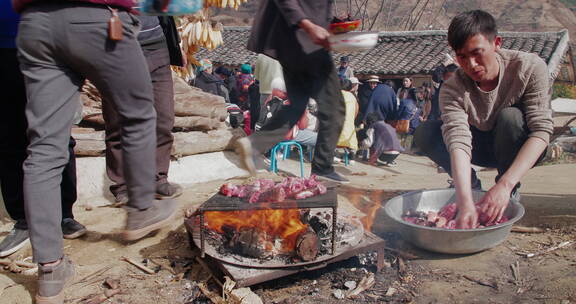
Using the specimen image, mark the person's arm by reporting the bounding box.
[273,0,331,48]
[478,137,547,222]
[478,56,553,222]
[450,149,478,228]
[439,78,476,228]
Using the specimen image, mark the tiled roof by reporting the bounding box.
[195,27,572,80]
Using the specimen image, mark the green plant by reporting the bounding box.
[552,83,576,99]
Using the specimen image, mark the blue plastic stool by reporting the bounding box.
[336,147,349,166]
[270,141,305,177]
[343,150,349,166]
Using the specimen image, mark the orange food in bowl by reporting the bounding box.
[329,20,361,34]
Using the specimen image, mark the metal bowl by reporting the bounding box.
[383,189,525,254]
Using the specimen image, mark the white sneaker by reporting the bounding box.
[333,157,342,163]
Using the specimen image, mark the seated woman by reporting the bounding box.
[287,99,318,159]
[361,113,404,166]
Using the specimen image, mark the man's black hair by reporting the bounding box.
[447,10,498,51]
[340,78,352,91]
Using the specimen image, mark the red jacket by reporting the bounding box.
[12,0,134,13]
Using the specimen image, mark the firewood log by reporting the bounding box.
[171,128,245,158]
[296,230,319,261]
[74,139,105,157]
[173,116,225,131]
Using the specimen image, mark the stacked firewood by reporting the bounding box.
[75,72,244,158]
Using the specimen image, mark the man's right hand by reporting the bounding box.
[455,203,478,229]
[298,19,331,49]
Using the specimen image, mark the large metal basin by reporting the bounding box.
[383,189,525,254]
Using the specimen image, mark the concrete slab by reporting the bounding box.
[74,151,250,206]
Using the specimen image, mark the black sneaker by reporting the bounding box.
[155,182,183,200]
[0,226,30,257]
[61,218,87,239]
[315,171,350,183]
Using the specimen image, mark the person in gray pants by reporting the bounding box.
[14,2,177,303]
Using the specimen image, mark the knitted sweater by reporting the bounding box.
[440,49,553,157]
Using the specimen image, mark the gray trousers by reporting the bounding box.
[414,107,545,185]
[17,3,157,263]
[102,46,175,197]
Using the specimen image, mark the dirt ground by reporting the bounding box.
[0,159,575,304]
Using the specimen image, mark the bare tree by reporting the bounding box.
[341,0,439,31]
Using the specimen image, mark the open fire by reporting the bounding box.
[189,177,368,265]
[204,208,308,254]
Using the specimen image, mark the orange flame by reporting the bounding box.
[340,187,399,231]
[204,208,308,253]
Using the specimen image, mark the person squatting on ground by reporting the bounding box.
[237,0,348,183]
[102,15,184,205]
[414,10,553,229]
[427,63,459,121]
[0,5,86,259]
[12,1,178,302]
[360,113,404,166]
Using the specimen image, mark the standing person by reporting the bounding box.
[0,5,86,258]
[397,77,416,101]
[349,77,360,96]
[215,66,239,105]
[414,10,553,228]
[236,63,256,109]
[13,1,178,302]
[337,79,359,163]
[102,16,184,205]
[355,77,376,126]
[337,56,354,80]
[427,63,459,121]
[254,53,283,125]
[362,75,398,122]
[237,0,348,182]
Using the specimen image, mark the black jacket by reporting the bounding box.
[158,17,184,67]
[194,72,226,99]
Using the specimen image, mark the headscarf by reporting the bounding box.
[240,63,252,74]
[197,59,212,73]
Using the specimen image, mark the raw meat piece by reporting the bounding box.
[426,211,439,223]
[258,186,286,203]
[220,183,237,197]
[438,203,457,220]
[403,202,510,229]
[219,176,328,203]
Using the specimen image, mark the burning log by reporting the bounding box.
[227,227,272,259]
[295,230,319,261]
